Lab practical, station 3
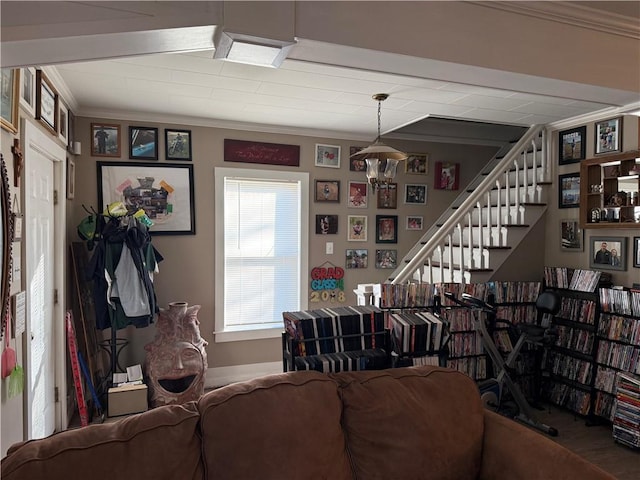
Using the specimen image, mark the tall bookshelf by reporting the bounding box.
[541,267,604,420]
[594,288,640,420]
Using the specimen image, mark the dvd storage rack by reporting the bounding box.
[612,371,640,449]
[594,287,640,420]
[542,267,602,421]
[282,306,391,373]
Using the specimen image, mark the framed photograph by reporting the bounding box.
[377,183,398,209]
[595,117,622,155]
[224,139,300,166]
[314,180,340,202]
[130,126,159,160]
[435,162,460,190]
[67,110,76,154]
[405,184,427,205]
[346,249,368,269]
[376,249,398,269]
[58,101,68,146]
[97,161,196,235]
[376,215,398,244]
[406,216,423,230]
[348,181,368,208]
[165,128,192,161]
[634,237,640,268]
[558,126,586,164]
[560,219,583,251]
[19,66,36,117]
[349,146,366,172]
[35,69,58,135]
[1,68,19,134]
[589,236,627,271]
[405,153,428,174]
[67,157,75,200]
[91,123,120,157]
[347,215,367,241]
[315,144,341,168]
[558,173,580,209]
[315,214,338,235]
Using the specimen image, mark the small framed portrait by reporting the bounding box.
[377,183,398,209]
[1,68,19,134]
[558,126,586,164]
[346,249,368,269]
[376,249,397,269]
[595,117,622,155]
[91,123,121,157]
[348,181,368,208]
[560,219,583,251]
[349,146,366,171]
[315,143,341,168]
[405,153,428,175]
[405,184,427,205]
[406,216,423,230]
[35,69,58,135]
[165,128,192,160]
[347,215,367,241]
[19,66,36,117]
[315,214,338,235]
[130,126,159,160]
[435,162,459,190]
[558,173,580,209]
[315,180,340,202]
[589,236,627,271]
[376,215,398,244]
[634,237,640,268]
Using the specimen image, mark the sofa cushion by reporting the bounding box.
[1,402,203,480]
[198,371,353,480]
[332,366,484,480]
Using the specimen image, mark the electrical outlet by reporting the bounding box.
[326,242,334,254]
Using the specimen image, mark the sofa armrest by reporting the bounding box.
[478,410,615,480]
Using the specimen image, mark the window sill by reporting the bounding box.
[214,327,283,343]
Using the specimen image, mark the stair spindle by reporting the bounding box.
[447,234,454,282]
[457,223,464,279]
[486,191,492,247]
[476,202,483,268]
[496,180,502,247]
[504,169,510,224]
[514,160,520,225]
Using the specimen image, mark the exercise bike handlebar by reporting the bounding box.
[444,292,496,313]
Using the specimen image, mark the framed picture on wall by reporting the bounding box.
[346,249,368,269]
[348,181,368,208]
[1,68,19,134]
[347,215,367,241]
[405,153,429,174]
[58,100,68,146]
[35,69,58,135]
[314,180,340,202]
[165,128,192,161]
[315,144,341,168]
[558,126,586,164]
[560,219,583,251]
[91,123,121,157]
[315,214,338,235]
[375,249,397,269]
[405,184,427,205]
[349,146,366,172]
[376,215,398,244]
[558,173,580,209]
[595,117,622,154]
[435,162,459,190]
[633,237,640,268]
[97,161,195,235]
[589,236,627,271]
[406,216,423,230]
[376,183,397,209]
[19,66,36,117]
[129,126,159,160]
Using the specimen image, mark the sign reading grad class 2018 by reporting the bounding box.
[310,265,345,303]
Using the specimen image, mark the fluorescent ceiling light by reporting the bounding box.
[213,31,295,68]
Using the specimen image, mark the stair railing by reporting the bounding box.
[390,124,547,285]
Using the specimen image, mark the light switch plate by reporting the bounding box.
[326,242,333,254]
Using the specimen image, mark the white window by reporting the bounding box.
[214,167,309,342]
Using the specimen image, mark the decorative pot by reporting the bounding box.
[144,302,208,407]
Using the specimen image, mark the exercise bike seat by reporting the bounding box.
[536,291,561,315]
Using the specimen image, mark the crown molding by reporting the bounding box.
[547,101,640,131]
[43,66,79,112]
[470,1,640,39]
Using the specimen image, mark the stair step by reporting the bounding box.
[452,202,546,209]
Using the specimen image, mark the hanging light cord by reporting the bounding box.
[376,98,382,141]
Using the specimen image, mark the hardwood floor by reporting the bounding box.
[526,404,640,480]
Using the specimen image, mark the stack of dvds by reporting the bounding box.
[612,372,640,449]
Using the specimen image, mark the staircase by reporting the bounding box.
[388,125,551,285]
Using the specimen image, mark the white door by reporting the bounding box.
[24,120,65,439]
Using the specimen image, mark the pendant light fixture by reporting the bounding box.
[350,93,407,191]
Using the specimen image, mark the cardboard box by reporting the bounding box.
[108,384,148,417]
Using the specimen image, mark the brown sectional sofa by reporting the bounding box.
[2,366,614,479]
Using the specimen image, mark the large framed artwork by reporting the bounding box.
[97,161,195,235]
[1,68,19,134]
[589,236,627,271]
[558,126,586,164]
[35,69,58,135]
[224,139,299,166]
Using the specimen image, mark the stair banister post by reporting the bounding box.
[541,128,547,182]
[531,139,538,202]
[522,151,528,203]
[486,191,492,247]
[514,159,520,225]
[447,234,454,282]
[476,201,484,269]
[496,180,502,247]
[504,170,510,224]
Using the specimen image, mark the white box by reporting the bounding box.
[108,384,148,417]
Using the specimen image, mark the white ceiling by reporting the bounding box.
[37,1,639,143]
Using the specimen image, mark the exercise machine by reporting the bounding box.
[444,290,560,436]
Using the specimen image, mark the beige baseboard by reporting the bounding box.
[204,361,283,388]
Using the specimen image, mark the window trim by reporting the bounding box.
[214,167,309,343]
